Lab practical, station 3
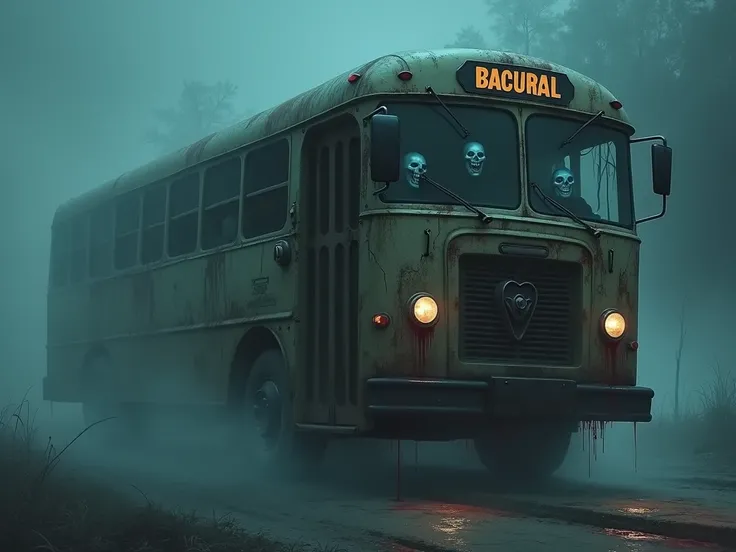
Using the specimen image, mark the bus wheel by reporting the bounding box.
[474,424,571,482]
[242,349,325,475]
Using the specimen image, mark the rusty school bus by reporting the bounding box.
[44,49,673,479]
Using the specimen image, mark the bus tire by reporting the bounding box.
[474,424,571,482]
[241,349,325,475]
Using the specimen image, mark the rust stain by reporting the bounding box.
[579,248,592,284]
[592,244,605,272]
[618,269,633,311]
[204,253,226,321]
[447,240,460,267]
[547,240,563,259]
[495,218,512,231]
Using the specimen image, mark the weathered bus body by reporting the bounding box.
[44,49,672,478]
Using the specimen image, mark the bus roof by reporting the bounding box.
[54,48,631,222]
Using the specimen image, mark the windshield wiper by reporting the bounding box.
[420,174,492,223]
[426,86,469,139]
[530,182,600,238]
[559,110,605,149]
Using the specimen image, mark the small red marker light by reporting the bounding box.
[628,341,639,351]
[372,313,391,328]
[610,99,623,110]
[347,73,361,84]
[397,70,413,82]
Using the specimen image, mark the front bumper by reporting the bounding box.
[365,377,653,439]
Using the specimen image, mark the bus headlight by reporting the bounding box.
[408,293,439,327]
[600,309,626,340]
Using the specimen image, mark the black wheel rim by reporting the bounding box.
[252,380,282,447]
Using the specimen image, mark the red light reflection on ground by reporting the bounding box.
[605,498,736,528]
[602,528,722,550]
[390,500,515,518]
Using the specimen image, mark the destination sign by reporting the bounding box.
[456,60,575,106]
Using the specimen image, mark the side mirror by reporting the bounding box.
[651,143,672,197]
[370,113,400,183]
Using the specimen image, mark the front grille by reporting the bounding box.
[459,254,582,366]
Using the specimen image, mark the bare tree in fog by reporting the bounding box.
[446,26,489,49]
[484,0,559,55]
[146,80,239,153]
[674,302,687,420]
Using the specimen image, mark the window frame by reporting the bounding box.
[113,191,142,271]
[140,183,168,265]
[166,171,202,258]
[524,112,635,230]
[376,99,522,210]
[242,138,290,239]
[201,155,243,251]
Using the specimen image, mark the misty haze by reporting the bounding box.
[1,1,735,551]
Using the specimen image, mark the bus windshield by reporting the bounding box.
[379,102,520,210]
[526,114,634,228]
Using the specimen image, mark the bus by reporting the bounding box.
[44,49,673,480]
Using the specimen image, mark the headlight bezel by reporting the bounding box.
[407,293,439,328]
[600,308,626,341]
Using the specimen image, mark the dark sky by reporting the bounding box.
[0,0,722,413]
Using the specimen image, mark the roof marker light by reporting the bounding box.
[348,73,361,84]
[610,99,623,110]
[397,71,413,82]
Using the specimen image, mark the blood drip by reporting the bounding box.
[633,422,638,472]
[580,421,609,477]
[395,439,402,502]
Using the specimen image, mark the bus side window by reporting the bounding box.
[242,139,289,239]
[50,222,70,286]
[202,156,241,250]
[167,172,200,257]
[114,192,141,270]
[141,185,166,264]
[89,205,113,279]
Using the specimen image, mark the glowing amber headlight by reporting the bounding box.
[601,309,626,340]
[408,294,439,326]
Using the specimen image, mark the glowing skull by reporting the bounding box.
[404,152,427,188]
[464,142,486,176]
[552,168,575,198]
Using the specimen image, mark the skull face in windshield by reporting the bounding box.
[404,152,427,188]
[552,168,575,198]
[463,142,486,177]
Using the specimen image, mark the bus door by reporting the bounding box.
[300,115,361,427]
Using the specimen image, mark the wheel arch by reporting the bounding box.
[227,325,286,407]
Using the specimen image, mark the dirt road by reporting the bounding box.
[42,409,735,552]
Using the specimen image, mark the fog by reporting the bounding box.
[1,0,733,484]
